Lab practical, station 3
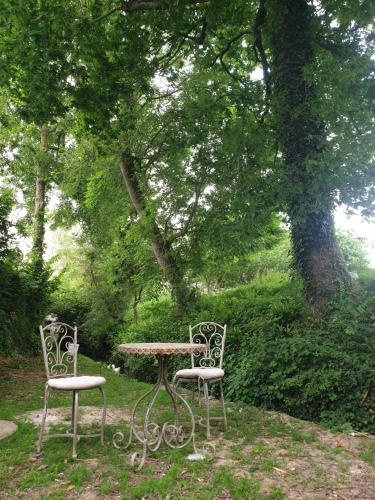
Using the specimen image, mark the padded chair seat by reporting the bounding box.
[175,367,224,380]
[48,375,106,391]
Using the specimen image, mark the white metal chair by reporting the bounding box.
[37,322,106,458]
[173,322,227,438]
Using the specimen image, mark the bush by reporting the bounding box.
[0,259,53,354]
[115,270,375,433]
[49,286,117,360]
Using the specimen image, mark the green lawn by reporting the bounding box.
[1,354,375,499]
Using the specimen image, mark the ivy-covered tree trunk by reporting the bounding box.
[268,0,351,316]
[32,124,49,270]
[120,150,193,313]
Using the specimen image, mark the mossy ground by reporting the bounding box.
[1,355,375,499]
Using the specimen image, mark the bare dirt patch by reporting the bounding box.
[0,356,45,382]
[18,406,131,432]
[210,416,375,499]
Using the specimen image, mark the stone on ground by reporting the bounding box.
[0,420,17,440]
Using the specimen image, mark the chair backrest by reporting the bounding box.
[39,322,78,379]
[189,322,227,369]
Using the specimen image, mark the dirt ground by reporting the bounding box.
[17,406,375,500]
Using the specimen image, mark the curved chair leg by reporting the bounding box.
[37,383,50,453]
[219,379,227,430]
[72,390,79,459]
[173,377,180,395]
[203,380,210,439]
[99,386,106,446]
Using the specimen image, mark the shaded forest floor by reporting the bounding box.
[1,355,375,499]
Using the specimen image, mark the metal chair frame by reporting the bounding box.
[37,322,106,458]
[173,322,227,439]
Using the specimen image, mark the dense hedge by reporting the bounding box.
[0,259,51,354]
[113,271,375,433]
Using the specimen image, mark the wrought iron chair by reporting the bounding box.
[173,322,227,439]
[37,322,106,458]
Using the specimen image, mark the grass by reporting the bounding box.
[1,354,375,499]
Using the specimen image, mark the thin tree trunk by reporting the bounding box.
[32,124,49,269]
[132,287,142,324]
[268,0,351,316]
[119,150,193,312]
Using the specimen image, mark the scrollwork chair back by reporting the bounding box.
[39,322,78,379]
[189,322,226,369]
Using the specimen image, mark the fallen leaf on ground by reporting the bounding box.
[274,467,286,474]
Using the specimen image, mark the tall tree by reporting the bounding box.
[66,6,274,312]
[267,0,351,315]
[0,0,72,269]
[32,125,49,267]
[98,0,374,314]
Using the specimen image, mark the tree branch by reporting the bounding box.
[93,0,208,22]
[253,0,271,119]
[169,183,202,242]
[158,25,198,67]
[212,29,255,84]
[219,56,244,83]
[214,29,253,65]
[315,36,348,57]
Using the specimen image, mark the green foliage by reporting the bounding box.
[0,187,54,354]
[0,1,72,125]
[0,258,53,354]
[0,187,14,257]
[49,264,122,360]
[116,270,375,433]
[336,229,369,272]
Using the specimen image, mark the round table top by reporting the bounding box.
[118,342,206,356]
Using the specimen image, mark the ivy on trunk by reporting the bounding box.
[268,0,352,316]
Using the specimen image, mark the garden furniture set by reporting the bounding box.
[37,321,227,468]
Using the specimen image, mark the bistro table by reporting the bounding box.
[113,342,207,469]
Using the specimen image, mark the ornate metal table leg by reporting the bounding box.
[113,379,157,464]
[113,354,200,469]
[158,355,197,451]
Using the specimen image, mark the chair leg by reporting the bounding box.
[37,383,50,453]
[72,390,79,459]
[203,380,210,439]
[219,379,227,430]
[99,386,106,446]
[70,391,75,432]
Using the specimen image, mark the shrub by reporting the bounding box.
[49,286,117,360]
[0,259,53,354]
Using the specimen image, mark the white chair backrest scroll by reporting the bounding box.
[39,322,78,379]
[189,322,227,370]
